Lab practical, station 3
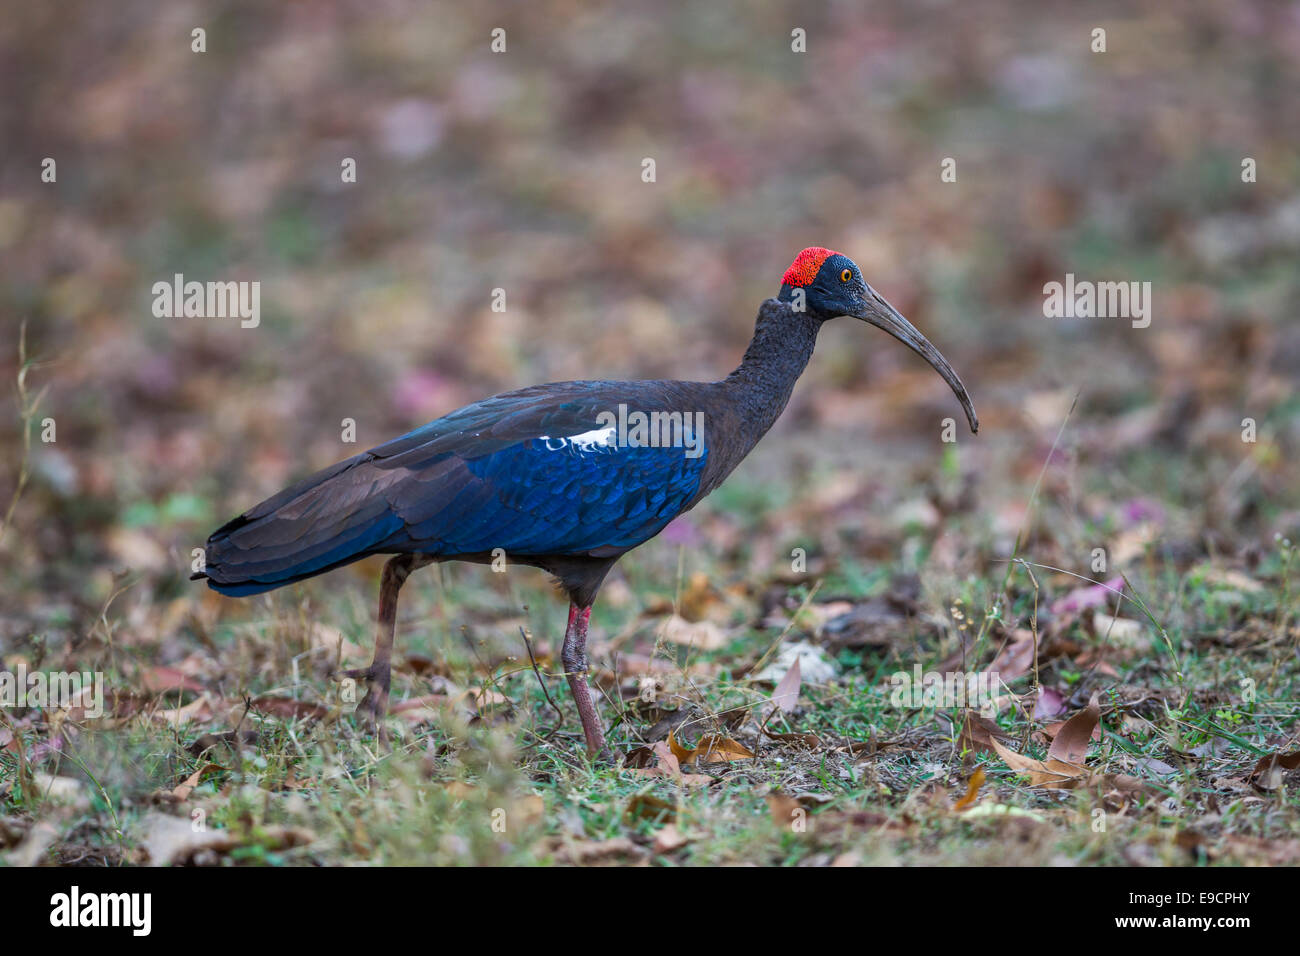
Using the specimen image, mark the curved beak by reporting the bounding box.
[854,290,979,433]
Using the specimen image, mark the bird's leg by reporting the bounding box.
[340,554,428,734]
[560,603,611,761]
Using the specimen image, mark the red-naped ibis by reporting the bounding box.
[194,248,978,757]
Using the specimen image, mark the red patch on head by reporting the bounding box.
[782,247,840,287]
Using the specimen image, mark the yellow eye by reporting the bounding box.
[840,268,852,282]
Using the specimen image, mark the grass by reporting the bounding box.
[2,467,1298,866]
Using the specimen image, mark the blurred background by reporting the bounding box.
[2,0,1298,655]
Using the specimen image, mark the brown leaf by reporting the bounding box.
[161,763,222,802]
[1249,750,1300,790]
[624,793,677,824]
[151,693,217,726]
[652,823,690,854]
[623,745,658,769]
[761,724,822,748]
[139,813,313,866]
[552,837,649,866]
[953,766,985,811]
[669,730,754,764]
[958,710,1010,756]
[989,629,1038,681]
[767,792,806,829]
[249,696,329,721]
[139,666,205,695]
[1051,577,1124,617]
[628,740,710,786]
[667,728,694,764]
[1041,718,1102,743]
[1032,687,1067,719]
[659,614,728,651]
[768,656,802,715]
[990,737,1086,789]
[1046,693,1101,765]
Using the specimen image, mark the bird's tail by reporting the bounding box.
[195,454,407,596]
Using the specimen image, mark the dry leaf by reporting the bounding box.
[139,812,313,865]
[165,764,222,802]
[761,724,822,748]
[990,737,1086,789]
[1051,577,1125,617]
[653,823,691,853]
[1046,693,1101,765]
[768,656,802,715]
[251,696,329,721]
[659,614,728,651]
[625,793,677,824]
[552,837,649,866]
[1249,750,1300,789]
[628,740,711,786]
[138,666,205,695]
[668,729,754,764]
[152,693,218,726]
[953,766,985,811]
[959,710,1010,756]
[989,629,1038,681]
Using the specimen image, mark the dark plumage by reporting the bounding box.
[194,248,978,756]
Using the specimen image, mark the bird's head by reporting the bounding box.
[778,246,979,433]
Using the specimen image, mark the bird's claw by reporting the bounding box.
[333,665,392,745]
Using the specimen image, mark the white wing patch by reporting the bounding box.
[537,426,619,453]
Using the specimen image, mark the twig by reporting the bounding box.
[519,624,564,730]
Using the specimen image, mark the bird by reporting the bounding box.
[193,247,978,758]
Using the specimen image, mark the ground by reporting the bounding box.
[1,1,1298,866]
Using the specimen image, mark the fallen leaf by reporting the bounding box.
[139,666,205,695]
[310,623,366,664]
[152,693,218,726]
[761,724,822,748]
[1051,577,1124,617]
[1032,687,1067,719]
[1092,612,1144,644]
[659,614,728,651]
[1249,750,1300,790]
[953,767,986,811]
[768,656,802,715]
[159,764,222,802]
[628,740,711,787]
[625,793,677,824]
[33,773,90,810]
[1046,694,1101,765]
[250,696,329,721]
[1132,756,1179,776]
[962,803,1046,822]
[989,628,1038,681]
[139,813,313,865]
[653,823,690,853]
[990,737,1086,789]
[958,710,1011,756]
[187,729,258,756]
[7,821,58,867]
[668,729,754,764]
[552,837,649,866]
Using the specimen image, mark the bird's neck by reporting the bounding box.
[719,298,822,444]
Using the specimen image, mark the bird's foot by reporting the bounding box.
[333,663,392,745]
